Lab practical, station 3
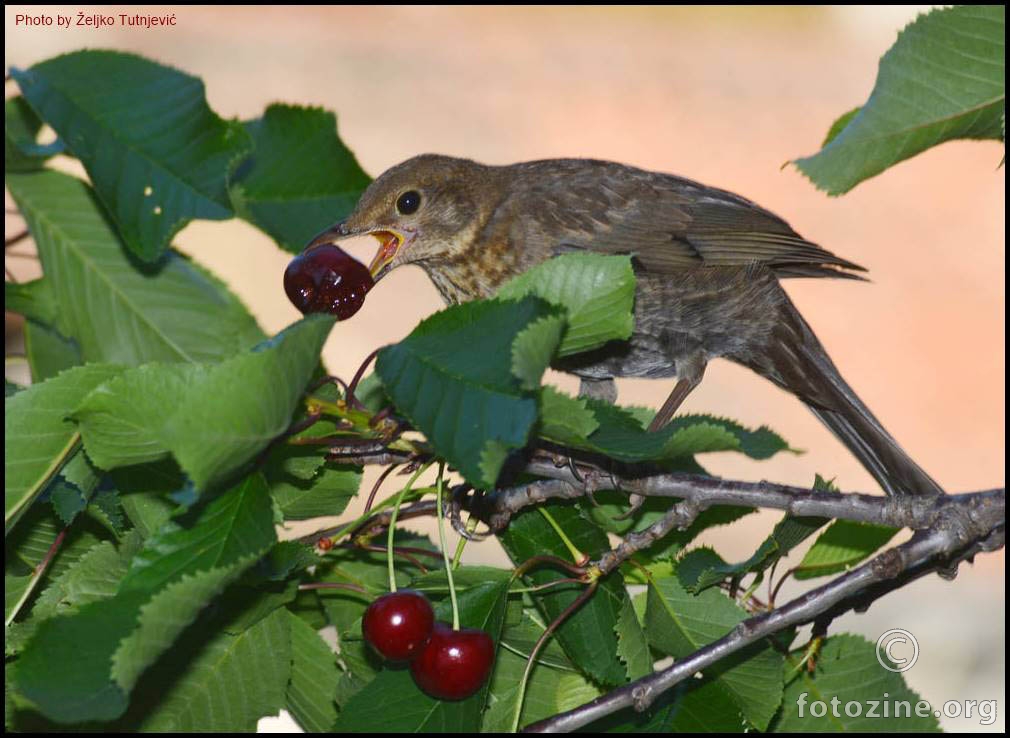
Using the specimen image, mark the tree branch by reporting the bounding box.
[487,459,1004,533]
[523,498,1004,732]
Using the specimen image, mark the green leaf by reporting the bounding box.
[90,488,127,534]
[498,503,628,686]
[71,364,201,469]
[5,96,64,172]
[4,279,64,331]
[230,104,371,252]
[132,606,292,731]
[286,611,340,732]
[615,594,653,680]
[353,372,390,414]
[794,520,899,580]
[48,481,88,526]
[36,535,139,615]
[333,580,510,732]
[23,319,82,383]
[821,106,861,147]
[13,474,276,724]
[5,364,124,534]
[771,634,940,731]
[376,297,556,487]
[511,313,566,391]
[10,593,142,722]
[496,253,635,357]
[112,461,185,538]
[332,637,380,709]
[12,51,252,261]
[48,451,102,525]
[116,475,275,594]
[678,516,827,593]
[794,5,1005,195]
[256,541,320,582]
[665,677,749,733]
[540,391,791,465]
[266,449,361,521]
[6,170,265,365]
[645,571,783,730]
[482,611,601,732]
[537,385,599,444]
[75,316,334,492]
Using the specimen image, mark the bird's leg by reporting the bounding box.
[542,376,619,506]
[647,360,706,432]
[577,376,618,404]
[613,360,708,520]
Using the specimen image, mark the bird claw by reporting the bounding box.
[613,492,646,520]
[450,485,489,541]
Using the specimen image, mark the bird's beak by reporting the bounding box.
[365,230,405,282]
[304,222,406,283]
[306,221,350,250]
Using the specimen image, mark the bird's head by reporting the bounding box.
[307,154,499,282]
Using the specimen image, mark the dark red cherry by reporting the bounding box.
[283,244,374,320]
[409,622,495,701]
[362,590,435,663]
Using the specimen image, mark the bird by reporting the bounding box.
[308,154,944,498]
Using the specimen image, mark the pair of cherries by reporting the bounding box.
[362,590,495,701]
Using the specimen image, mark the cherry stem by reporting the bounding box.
[363,462,400,515]
[435,462,461,631]
[350,543,431,574]
[511,581,599,732]
[537,507,586,563]
[511,554,587,580]
[345,347,381,410]
[387,462,432,593]
[770,566,799,608]
[306,373,351,397]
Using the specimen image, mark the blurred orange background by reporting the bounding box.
[5,5,1004,731]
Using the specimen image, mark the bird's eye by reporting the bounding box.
[396,190,421,215]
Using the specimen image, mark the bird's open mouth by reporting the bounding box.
[305,223,406,283]
[367,230,404,282]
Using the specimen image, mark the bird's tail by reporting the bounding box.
[754,298,944,497]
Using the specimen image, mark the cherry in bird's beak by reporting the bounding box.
[304,222,404,282]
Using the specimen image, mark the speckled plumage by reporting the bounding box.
[324,154,942,497]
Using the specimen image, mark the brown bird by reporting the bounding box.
[309,154,943,497]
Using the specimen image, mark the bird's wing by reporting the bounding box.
[509,161,866,279]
